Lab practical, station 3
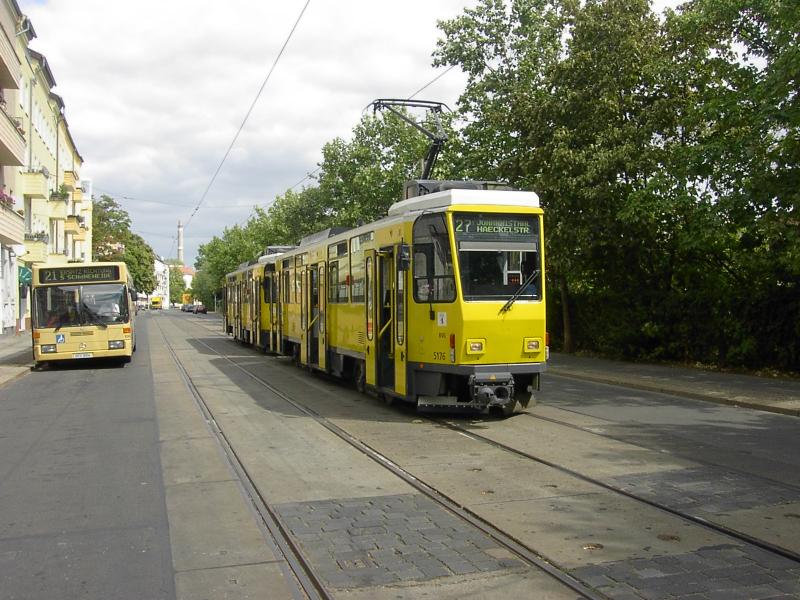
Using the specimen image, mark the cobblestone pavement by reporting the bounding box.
[611,467,800,514]
[275,493,525,589]
[572,544,800,599]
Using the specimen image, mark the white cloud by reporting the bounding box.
[20,0,472,264]
[20,0,683,265]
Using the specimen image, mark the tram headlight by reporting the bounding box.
[466,339,485,355]
[523,338,542,353]
[108,340,125,350]
[41,344,57,354]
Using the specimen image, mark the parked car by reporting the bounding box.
[193,304,207,314]
[181,304,193,312]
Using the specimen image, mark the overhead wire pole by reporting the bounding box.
[168,0,313,259]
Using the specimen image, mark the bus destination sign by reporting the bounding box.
[453,213,537,242]
[38,265,120,284]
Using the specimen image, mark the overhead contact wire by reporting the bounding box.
[177,0,313,250]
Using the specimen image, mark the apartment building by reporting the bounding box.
[0,2,93,334]
[0,2,28,334]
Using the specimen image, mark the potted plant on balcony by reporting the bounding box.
[50,184,69,201]
[0,188,14,210]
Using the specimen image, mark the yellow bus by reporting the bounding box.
[31,262,137,367]
[150,296,163,310]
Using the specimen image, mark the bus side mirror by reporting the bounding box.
[398,244,411,271]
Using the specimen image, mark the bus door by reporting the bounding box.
[376,248,395,390]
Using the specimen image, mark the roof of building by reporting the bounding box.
[28,49,56,88]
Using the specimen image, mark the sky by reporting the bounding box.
[19,0,680,267]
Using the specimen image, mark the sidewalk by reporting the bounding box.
[0,332,32,389]
[548,352,800,417]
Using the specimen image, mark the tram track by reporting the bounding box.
[430,416,800,566]
[159,314,605,600]
[153,316,332,600]
[164,314,800,597]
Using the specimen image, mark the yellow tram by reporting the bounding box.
[225,181,547,414]
[31,262,137,367]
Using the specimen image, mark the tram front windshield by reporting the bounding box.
[33,283,130,328]
[453,212,541,301]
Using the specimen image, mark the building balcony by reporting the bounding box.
[21,171,49,199]
[65,214,85,233]
[72,229,87,242]
[21,239,47,263]
[0,110,25,166]
[72,187,83,203]
[49,198,67,220]
[0,201,23,245]
[62,170,77,191]
[0,26,20,91]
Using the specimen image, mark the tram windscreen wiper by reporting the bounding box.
[499,269,539,314]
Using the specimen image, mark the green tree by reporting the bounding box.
[123,234,156,294]
[189,269,217,310]
[92,195,131,261]
[169,266,186,304]
[92,195,157,293]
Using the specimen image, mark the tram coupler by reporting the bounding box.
[469,373,515,410]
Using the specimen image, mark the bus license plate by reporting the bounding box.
[72,352,93,359]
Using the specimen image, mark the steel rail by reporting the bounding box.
[171,320,607,600]
[154,317,332,600]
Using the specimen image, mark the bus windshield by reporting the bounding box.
[33,283,130,329]
[453,212,541,301]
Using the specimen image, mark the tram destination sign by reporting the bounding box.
[38,265,120,284]
[453,213,537,243]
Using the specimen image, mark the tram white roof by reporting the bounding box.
[387,188,540,216]
[257,252,284,265]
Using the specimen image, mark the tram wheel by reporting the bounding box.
[354,360,366,394]
[500,399,519,417]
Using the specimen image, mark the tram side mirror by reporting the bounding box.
[398,244,411,271]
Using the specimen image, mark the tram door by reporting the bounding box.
[317,262,326,370]
[304,264,324,368]
[251,275,260,347]
[376,249,395,390]
[394,245,409,397]
[267,272,280,353]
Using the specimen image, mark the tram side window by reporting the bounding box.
[328,242,349,303]
[283,270,291,303]
[350,235,366,303]
[412,213,455,303]
[328,262,338,302]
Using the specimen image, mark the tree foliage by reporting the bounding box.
[195,0,799,371]
[169,267,186,304]
[92,195,156,293]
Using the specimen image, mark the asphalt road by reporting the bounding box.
[541,375,800,487]
[0,318,175,600]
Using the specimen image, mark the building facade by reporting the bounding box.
[0,3,93,334]
[0,2,28,334]
[153,257,170,309]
